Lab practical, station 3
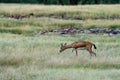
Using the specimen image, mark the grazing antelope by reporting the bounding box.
[59,41,97,57]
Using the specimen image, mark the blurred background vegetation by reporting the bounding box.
[0,0,120,5]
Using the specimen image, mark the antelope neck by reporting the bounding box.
[64,45,72,49]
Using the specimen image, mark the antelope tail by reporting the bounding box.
[93,44,97,49]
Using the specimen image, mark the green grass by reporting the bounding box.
[27,69,120,80]
[0,4,120,20]
[0,18,120,35]
[0,33,120,80]
[0,4,120,35]
[1,68,120,80]
[0,4,120,80]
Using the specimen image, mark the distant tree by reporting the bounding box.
[0,0,20,3]
[37,0,44,3]
[43,0,48,4]
[80,0,87,4]
[59,0,64,5]
[70,0,79,5]
[94,0,98,4]
[0,0,120,4]
[23,0,38,3]
[63,0,70,5]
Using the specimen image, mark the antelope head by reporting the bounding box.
[59,43,67,53]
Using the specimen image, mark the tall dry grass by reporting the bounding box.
[0,4,120,19]
[0,33,120,80]
[0,4,120,80]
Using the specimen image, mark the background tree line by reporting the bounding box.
[0,0,120,5]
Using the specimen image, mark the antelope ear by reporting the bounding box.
[64,43,67,45]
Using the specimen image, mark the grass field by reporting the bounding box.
[0,4,120,35]
[0,33,120,80]
[0,4,120,80]
[0,4,120,19]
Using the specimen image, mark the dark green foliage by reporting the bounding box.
[0,0,38,3]
[0,0,120,4]
[70,0,79,5]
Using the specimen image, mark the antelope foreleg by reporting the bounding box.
[72,48,75,52]
[75,49,78,56]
